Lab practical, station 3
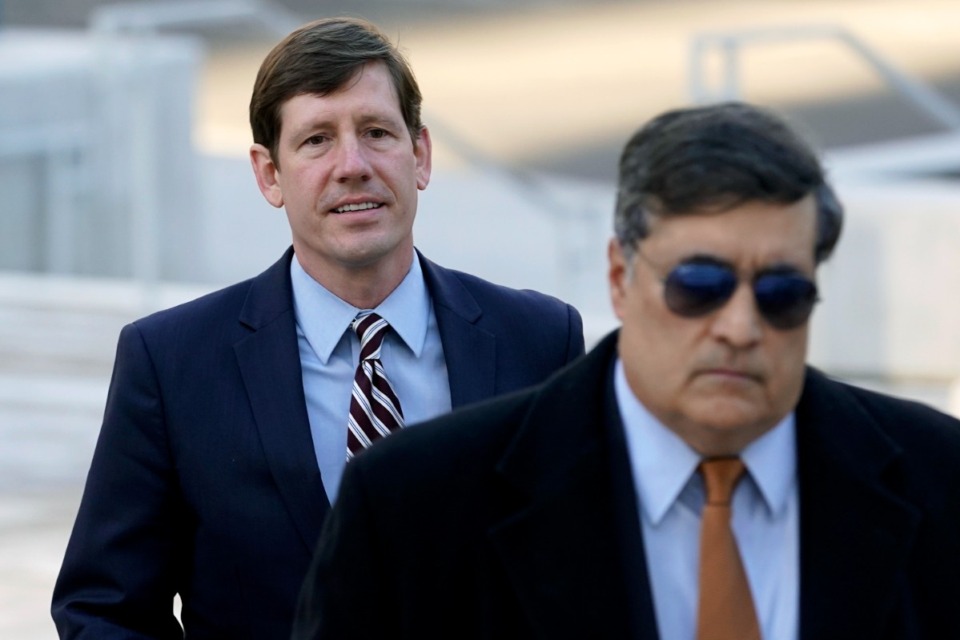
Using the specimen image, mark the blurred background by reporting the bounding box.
[2,0,960,636]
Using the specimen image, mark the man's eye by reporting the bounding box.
[305,135,326,145]
[368,129,388,139]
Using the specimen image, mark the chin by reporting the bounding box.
[335,242,397,268]
[690,401,772,435]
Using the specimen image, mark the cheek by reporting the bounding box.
[766,331,809,402]
[623,311,698,386]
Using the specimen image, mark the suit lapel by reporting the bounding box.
[795,370,921,639]
[418,253,496,408]
[489,333,659,638]
[234,249,329,553]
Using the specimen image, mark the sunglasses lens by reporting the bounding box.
[664,263,737,317]
[658,258,818,329]
[754,273,818,330]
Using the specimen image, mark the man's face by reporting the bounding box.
[250,61,431,282]
[609,197,818,456]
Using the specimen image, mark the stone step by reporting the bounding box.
[0,271,212,377]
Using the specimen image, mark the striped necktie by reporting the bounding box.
[346,312,404,459]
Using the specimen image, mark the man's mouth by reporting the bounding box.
[697,368,762,383]
[331,202,383,214]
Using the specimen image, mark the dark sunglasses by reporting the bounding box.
[639,253,819,330]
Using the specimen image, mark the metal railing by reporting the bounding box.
[689,24,960,131]
[89,0,301,36]
[88,1,302,293]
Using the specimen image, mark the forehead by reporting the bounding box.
[643,197,818,270]
[277,62,403,131]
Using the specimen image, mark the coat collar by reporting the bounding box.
[234,248,330,552]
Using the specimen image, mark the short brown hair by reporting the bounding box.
[249,17,424,164]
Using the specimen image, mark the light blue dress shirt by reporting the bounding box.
[615,359,799,640]
[290,254,451,502]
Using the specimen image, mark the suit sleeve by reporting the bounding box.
[291,460,393,640]
[52,323,185,639]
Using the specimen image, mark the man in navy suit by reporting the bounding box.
[52,17,583,639]
[293,102,960,639]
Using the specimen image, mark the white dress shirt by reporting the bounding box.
[290,253,451,502]
[614,358,799,640]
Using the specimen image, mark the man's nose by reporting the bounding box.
[709,283,763,347]
[333,137,372,182]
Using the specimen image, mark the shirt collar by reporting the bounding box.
[614,358,796,525]
[740,407,796,518]
[290,253,431,364]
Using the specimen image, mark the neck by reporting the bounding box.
[674,418,778,458]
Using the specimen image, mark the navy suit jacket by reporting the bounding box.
[52,249,584,639]
[294,330,960,639]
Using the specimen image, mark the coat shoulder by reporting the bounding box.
[421,254,579,321]
[804,368,960,490]
[131,251,292,343]
[134,279,252,330]
[809,368,960,449]
[444,265,575,315]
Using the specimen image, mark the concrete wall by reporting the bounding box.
[0,28,202,280]
[809,133,960,381]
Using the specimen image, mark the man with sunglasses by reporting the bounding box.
[293,102,960,639]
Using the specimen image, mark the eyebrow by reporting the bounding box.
[679,253,731,268]
[354,112,402,128]
[679,254,809,275]
[287,112,403,141]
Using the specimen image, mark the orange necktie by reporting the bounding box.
[696,457,761,640]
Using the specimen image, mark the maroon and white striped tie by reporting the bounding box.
[347,313,404,459]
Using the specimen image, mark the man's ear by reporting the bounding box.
[250,143,284,208]
[608,238,629,321]
[414,126,432,191]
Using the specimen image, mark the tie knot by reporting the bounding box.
[351,313,389,361]
[699,457,746,506]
